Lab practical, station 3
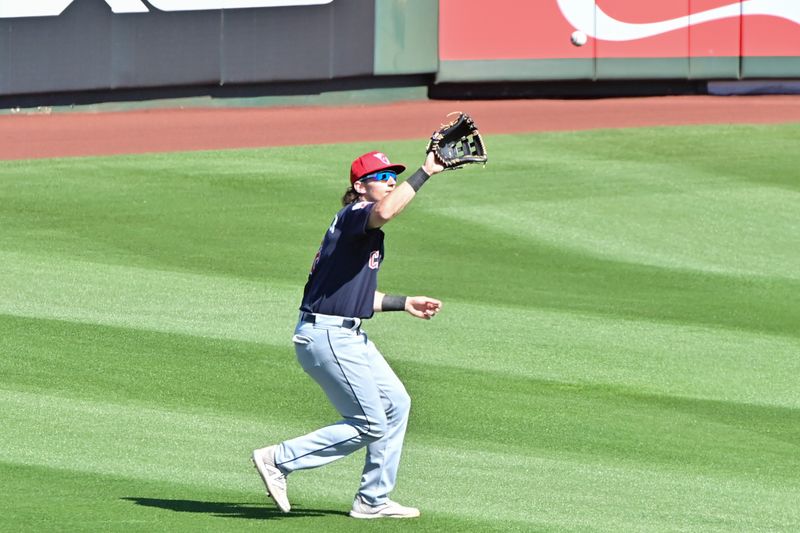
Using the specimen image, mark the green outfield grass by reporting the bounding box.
[1,123,799,532]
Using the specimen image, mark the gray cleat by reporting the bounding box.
[349,494,420,519]
[252,445,290,513]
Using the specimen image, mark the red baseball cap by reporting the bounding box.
[349,151,406,185]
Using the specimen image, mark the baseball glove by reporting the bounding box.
[426,112,487,170]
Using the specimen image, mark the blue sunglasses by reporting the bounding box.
[359,170,397,183]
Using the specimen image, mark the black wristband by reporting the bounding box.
[405,167,430,192]
[381,294,407,312]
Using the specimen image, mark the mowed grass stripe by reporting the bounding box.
[0,387,535,523]
[0,249,299,344]
[2,126,799,336]
[376,300,800,407]
[0,462,533,533]
[3,388,798,532]
[3,313,799,527]
[385,201,800,339]
[3,251,798,410]
[4,227,797,404]
[0,149,337,283]
[3,310,798,476]
[437,184,800,280]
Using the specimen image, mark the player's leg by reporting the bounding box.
[274,325,389,473]
[253,323,388,512]
[355,335,412,506]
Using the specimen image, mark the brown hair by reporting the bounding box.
[341,186,360,206]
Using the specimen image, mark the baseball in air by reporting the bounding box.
[570,30,588,47]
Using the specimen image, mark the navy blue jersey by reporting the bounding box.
[300,201,384,319]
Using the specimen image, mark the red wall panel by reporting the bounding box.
[439,0,800,78]
[743,15,800,56]
[690,0,741,58]
[439,0,591,60]
[439,1,800,79]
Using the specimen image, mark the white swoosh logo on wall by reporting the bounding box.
[557,0,800,41]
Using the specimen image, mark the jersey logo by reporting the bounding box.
[368,250,381,270]
[351,201,371,211]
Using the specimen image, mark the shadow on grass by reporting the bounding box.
[123,497,348,520]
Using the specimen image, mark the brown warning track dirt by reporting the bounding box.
[1,95,800,160]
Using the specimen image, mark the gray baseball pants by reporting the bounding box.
[272,313,411,505]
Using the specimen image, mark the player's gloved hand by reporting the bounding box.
[405,296,442,320]
[426,112,487,170]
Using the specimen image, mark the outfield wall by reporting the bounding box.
[1,0,799,101]
[0,0,437,98]
[438,0,800,82]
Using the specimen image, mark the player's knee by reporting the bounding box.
[365,413,389,440]
[348,413,388,440]
[393,391,411,420]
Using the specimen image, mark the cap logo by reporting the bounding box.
[373,153,391,165]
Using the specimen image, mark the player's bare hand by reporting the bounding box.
[422,151,445,176]
[405,296,442,320]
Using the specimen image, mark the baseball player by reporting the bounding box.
[252,150,444,519]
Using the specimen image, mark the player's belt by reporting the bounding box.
[300,312,361,330]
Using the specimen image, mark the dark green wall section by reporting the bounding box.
[689,57,740,80]
[373,0,438,76]
[439,56,773,82]
[437,57,743,82]
[438,59,595,82]
[742,57,800,78]
[596,58,690,80]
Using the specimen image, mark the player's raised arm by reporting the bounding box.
[363,152,443,229]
